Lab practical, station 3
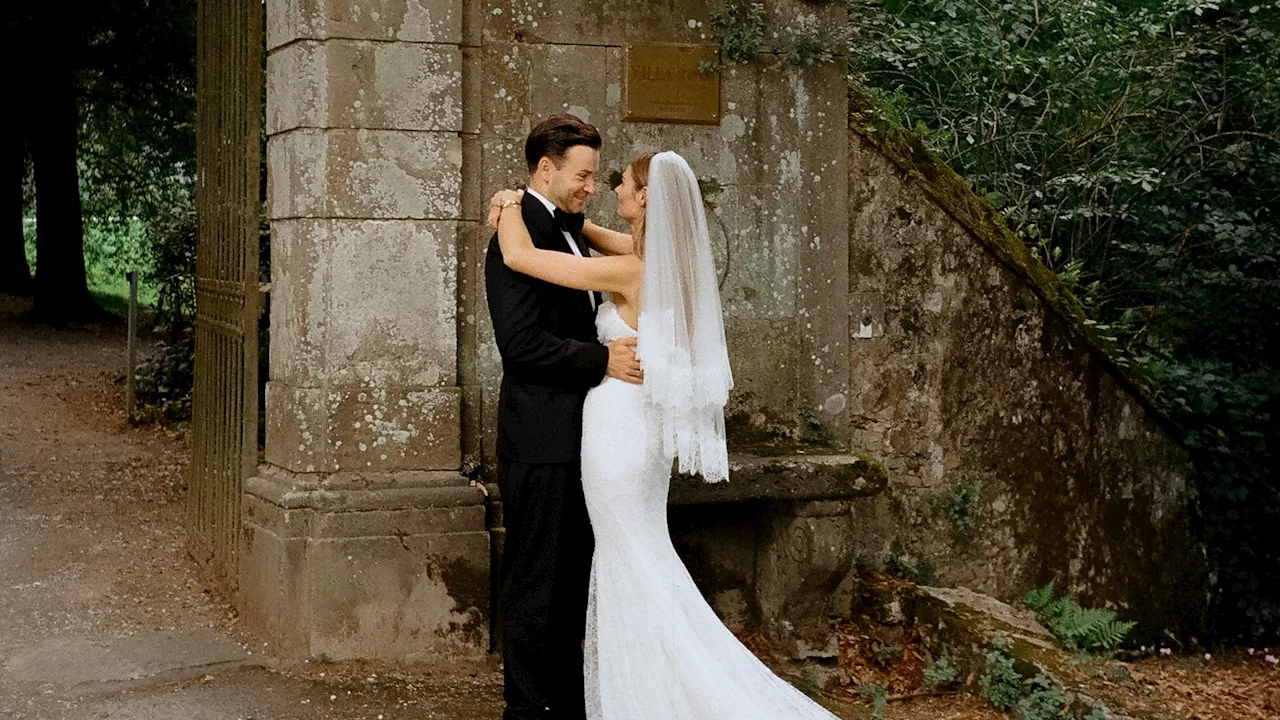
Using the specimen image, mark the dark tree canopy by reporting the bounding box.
[849,0,1280,640]
[6,1,196,322]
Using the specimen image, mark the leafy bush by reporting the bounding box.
[922,654,957,689]
[885,551,936,585]
[933,480,981,533]
[978,634,1022,710]
[855,682,888,719]
[872,642,901,667]
[1018,674,1066,720]
[710,0,766,63]
[132,195,196,422]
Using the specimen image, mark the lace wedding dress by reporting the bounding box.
[580,301,840,720]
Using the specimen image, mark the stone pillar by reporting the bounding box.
[241,0,489,660]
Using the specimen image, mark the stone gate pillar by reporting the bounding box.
[240,0,488,659]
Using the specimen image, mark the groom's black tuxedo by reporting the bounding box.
[486,192,607,463]
[484,191,605,720]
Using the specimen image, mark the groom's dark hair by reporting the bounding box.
[525,114,602,174]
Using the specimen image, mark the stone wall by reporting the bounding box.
[459,0,853,471]
[839,127,1206,640]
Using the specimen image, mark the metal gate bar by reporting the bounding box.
[190,0,261,590]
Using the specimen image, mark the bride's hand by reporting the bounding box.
[487,188,526,230]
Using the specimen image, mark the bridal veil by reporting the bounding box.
[636,151,734,483]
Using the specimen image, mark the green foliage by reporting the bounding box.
[884,551,936,585]
[710,0,766,63]
[799,664,822,697]
[131,196,196,422]
[922,654,958,689]
[855,682,888,719]
[1018,674,1066,720]
[1023,582,1136,654]
[872,642,901,667]
[1083,708,1109,720]
[933,480,982,533]
[978,634,1022,710]
[782,15,845,67]
[849,0,1280,641]
[1023,581,1059,616]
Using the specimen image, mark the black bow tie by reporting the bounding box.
[553,208,585,236]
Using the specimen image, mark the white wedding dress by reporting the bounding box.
[580,301,840,720]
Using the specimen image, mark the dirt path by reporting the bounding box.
[0,298,506,719]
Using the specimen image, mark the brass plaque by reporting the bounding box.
[625,43,721,125]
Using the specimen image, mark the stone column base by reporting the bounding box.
[239,465,490,660]
[757,500,857,659]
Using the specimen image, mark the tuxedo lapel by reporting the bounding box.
[521,192,563,252]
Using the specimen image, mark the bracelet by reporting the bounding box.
[499,199,520,211]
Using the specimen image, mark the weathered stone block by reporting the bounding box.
[269,129,462,220]
[306,532,489,658]
[267,0,463,49]
[715,185,800,319]
[266,383,334,472]
[268,219,458,389]
[269,219,329,387]
[239,521,312,656]
[615,122,723,183]
[479,0,712,46]
[527,44,622,145]
[326,219,458,385]
[461,47,483,135]
[723,317,800,440]
[240,468,490,660]
[265,384,462,472]
[267,40,462,134]
[480,43,532,138]
[330,386,462,470]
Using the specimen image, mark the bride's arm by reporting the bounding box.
[581,220,633,257]
[496,194,640,294]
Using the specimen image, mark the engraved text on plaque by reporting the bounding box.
[624,43,720,125]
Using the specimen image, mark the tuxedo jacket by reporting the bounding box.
[485,193,608,464]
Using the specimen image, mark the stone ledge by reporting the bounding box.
[668,453,889,506]
[247,467,485,512]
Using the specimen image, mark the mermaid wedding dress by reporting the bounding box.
[579,302,840,720]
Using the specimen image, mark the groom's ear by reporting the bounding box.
[534,156,557,180]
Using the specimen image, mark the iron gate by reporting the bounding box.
[190,0,262,589]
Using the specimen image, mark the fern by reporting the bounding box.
[1023,582,1057,614]
[1025,583,1135,653]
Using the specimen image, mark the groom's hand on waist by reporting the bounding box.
[606,337,643,385]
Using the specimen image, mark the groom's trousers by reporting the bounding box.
[499,459,595,720]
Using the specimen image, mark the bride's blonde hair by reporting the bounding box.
[628,152,656,257]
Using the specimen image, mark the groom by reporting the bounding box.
[484,114,643,720]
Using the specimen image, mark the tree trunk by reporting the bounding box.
[29,58,98,323]
[2,134,33,296]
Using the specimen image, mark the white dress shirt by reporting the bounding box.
[524,188,596,310]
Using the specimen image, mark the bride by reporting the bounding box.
[491,151,841,720]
